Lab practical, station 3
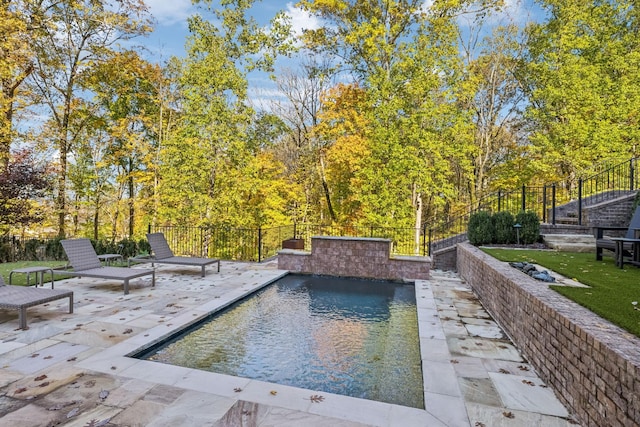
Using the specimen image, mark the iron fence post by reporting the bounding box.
[428,228,433,256]
[578,179,583,226]
[552,184,556,225]
[521,184,526,212]
[542,186,547,223]
[258,227,262,262]
[498,190,502,212]
[631,158,635,191]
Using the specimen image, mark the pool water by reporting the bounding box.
[137,274,424,408]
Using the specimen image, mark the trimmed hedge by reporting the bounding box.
[468,211,494,245]
[515,211,540,244]
[468,210,540,246]
[492,211,515,244]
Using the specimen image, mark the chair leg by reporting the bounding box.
[124,279,129,295]
[69,294,74,313]
[151,271,155,287]
[19,307,27,330]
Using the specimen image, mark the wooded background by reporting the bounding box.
[1,0,637,240]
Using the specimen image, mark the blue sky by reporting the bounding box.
[141,1,321,108]
[141,1,319,60]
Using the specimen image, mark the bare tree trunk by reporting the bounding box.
[413,183,422,255]
[318,155,336,222]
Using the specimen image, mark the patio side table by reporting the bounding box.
[9,266,56,288]
[97,254,124,266]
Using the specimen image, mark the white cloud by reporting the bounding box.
[284,2,320,37]
[144,0,195,27]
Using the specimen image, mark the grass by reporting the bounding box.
[482,248,640,338]
[0,260,68,287]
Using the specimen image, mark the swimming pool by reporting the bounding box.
[135,274,424,409]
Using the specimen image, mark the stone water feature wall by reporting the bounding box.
[277,236,431,280]
[457,242,640,427]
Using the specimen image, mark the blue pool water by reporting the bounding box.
[137,274,424,408]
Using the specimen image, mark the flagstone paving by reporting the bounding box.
[0,261,580,426]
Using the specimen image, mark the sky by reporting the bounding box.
[141,1,319,60]
[140,1,321,107]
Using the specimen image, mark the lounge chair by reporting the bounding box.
[56,238,155,295]
[129,232,220,277]
[594,206,640,265]
[0,275,73,330]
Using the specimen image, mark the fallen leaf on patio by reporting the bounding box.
[503,411,515,419]
[270,390,277,395]
[35,375,48,381]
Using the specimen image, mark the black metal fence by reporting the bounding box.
[151,223,430,262]
[427,157,638,253]
[3,158,636,262]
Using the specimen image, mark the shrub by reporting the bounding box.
[468,211,494,245]
[515,211,540,244]
[492,211,515,244]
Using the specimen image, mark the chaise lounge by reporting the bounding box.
[56,238,155,295]
[0,275,73,330]
[594,205,640,267]
[128,232,220,277]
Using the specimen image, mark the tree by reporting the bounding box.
[88,50,160,238]
[272,56,335,223]
[27,0,152,237]
[297,0,496,248]
[157,1,294,228]
[459,24,528,204]
[0,149,52,231]
[523,0,640,187]
[0,1,35,169]
[313,83,370,222]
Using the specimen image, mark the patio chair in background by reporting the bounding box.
[594,205,640,265]
[0,275,73,330]
[56,238,155,295]
[128,232,220,277]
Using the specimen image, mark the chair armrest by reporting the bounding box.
[592,226,628,239]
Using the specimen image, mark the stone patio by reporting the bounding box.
[0,261,579,426]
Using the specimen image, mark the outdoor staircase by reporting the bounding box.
[541,233,596,253]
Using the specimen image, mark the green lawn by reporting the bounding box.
[482,249,640,338]
[0,260,68,287]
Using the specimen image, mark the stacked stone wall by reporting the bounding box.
[457,243,640,426]
[278,236,430,280]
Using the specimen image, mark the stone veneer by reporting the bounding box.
[277,236,430,280]
[457,242,640,427]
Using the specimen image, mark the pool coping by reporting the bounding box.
[73,272,462,427]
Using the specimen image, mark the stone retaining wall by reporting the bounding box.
[457,242,640,427]
[278,236,430,280]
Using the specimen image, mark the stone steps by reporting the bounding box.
[542,234,596,253]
